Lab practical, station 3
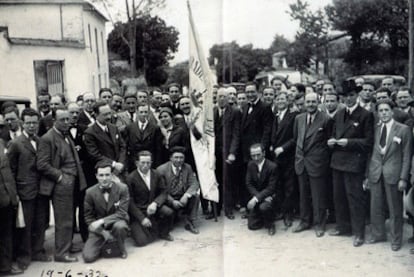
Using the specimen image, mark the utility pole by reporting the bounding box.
[409,0,414,89]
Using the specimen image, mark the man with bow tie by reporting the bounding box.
[83,161,130,262]
[366,99,412,251]
[7,108,51,270]
[127,151,174,246]
[239,83,273,215]
[68,102,89,242]
[156,146,200,234]
[328,85,374,247]
[37,107,87,263]
[269,91,299,228]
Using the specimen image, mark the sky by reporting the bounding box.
[108,0,332,65]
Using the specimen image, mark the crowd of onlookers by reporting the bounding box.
[0,75,414,275]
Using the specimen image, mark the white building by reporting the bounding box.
[0,0,109,106]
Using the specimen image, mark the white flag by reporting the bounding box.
[187,1,219,203]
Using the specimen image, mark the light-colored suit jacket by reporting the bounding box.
[368,121,412,185]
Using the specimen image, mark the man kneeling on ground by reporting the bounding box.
[156,146,200,234]
[246,143,278,236]
[83,161,130,262]
[127,150,174,246]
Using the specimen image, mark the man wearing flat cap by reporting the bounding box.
[156,146,200,234]
[328,84,374,247]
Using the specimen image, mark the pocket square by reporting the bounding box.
[115,134,119,139]
[393,136,401,144]
[318,127,324,131]
[353,122,359,127]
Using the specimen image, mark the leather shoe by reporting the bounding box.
[268,224,276,236]
[283,215,293,227]
[315,228,324,238]
[54,254,78,263]
[69,243,83,253]
[241,214,248,219]
[408,236,414,243]
[353,236,364,247]
[410,248,414,254]
[32,253,52,262]
[121,252,128,259]
[160,234,174,241]
[205,212,217,220]
[185,222,199,234]
[0,264,24,275]
[292,223,310,233]
[225,212,235,220]
[366,237,386,244]
[391,244,401,251]
[329,229,351,236]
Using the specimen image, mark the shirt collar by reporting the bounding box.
[278,108,288,119]
[347,102,359,114]
[96,120,107,132]
[257,159,265,172]
[382,118,394,129]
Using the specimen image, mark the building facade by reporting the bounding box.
[0,0,109,105]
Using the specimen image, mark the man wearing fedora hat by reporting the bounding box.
[328,84,374,247]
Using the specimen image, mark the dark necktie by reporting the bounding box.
[344,109,350,122]
[380,124,387,148]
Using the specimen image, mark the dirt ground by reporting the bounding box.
[22,212,414,277]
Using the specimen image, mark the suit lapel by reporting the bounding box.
[21,135,36,153]
[106,184,118,212]
[142,123,154,141]
[94,124,113,145]
[384,123,397,160]
[305,111,320,139]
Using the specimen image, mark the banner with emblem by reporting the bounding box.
[187,0,219,203]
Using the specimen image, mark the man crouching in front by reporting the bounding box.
[246,143,278,236]
[82,161,130,262]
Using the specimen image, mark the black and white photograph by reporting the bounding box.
[0,0,414,276]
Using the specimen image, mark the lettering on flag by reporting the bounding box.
[187,0,219,203]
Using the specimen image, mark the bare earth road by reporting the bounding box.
[23,213,414,277]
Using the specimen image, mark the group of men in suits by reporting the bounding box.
[2,75,414,274]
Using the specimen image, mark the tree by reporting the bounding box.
[326,0,408,75]
[167,61,189,87]
[209,42,272,83]
[288,0,329,73]
[108,15,179,86]
[93,0,168,77]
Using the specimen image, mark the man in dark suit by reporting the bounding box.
[270,92,299,227]
[328,86,374,247]
[213,87,241,219]
[127,151,174,246]
[83,101,127,176]
[246,144,278,235]
[68,102,89,242]
[124,104,163,171]
[82,162,130,262]
[78,92,96,131]
[167,83,183,115]
[37,91,51,118]
[0,144,23,275]
[239,83,273,212]
[116,92,137,133]
[38,94,64,136]
[37,108,87,262]
[292,92,333,237]
[7,108,51,270]
[366,99,412,251]
[156,146,200,234]
[1,106,22,146]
